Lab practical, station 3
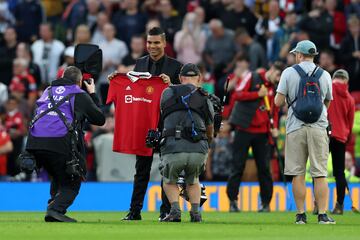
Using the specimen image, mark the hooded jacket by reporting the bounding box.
[328,80,355,143]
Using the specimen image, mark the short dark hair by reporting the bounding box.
[272,61,285,72]
[63,66,82,84]
[148,27,166,40]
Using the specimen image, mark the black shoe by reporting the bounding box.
[45,210,77,223]
[258,204,270,213]
[318,213,336,224]
[190,211,202,222]
[331,202,344,215]
[160,211,181,222]
[295,213,307,224]
[229,200,240,212]
[158,212,168,221]
[122,211,142,221]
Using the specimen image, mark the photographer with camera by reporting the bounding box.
[159,63,214,222]
[25,66,105,222]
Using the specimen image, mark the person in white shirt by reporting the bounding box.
[31,23,65,84]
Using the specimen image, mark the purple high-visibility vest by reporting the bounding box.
[30,85,84,138]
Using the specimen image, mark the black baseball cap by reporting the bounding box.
[180,63,200,77]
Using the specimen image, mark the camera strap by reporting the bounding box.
[181,88,199,137]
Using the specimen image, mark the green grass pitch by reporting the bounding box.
[0,212,359,240]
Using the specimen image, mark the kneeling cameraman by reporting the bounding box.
[159,64,215,222]
[25,66,105,222]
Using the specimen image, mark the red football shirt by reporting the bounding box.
[0,128,11,175]
[107,73,168,156]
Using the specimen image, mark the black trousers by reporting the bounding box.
[130,155,170,214]
[226,130,273,205]
[330,137,347,205]
[32,150,81,214]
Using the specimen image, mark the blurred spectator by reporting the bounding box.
[206,120,232,181]
[0,81,7,105]
[319,49,337,76]
[0,0,15,42]
[62,0,87,36]
[118,34,146,73]
[4,95,25,176]
[14,0,44,43]
[86,0,103,31]
[271,10,298,62]
[41,0,63,24]
[8,77,31,121]
[31,23,65,84]
[56,46,75,78]
[325,0,346,50]
[173,12,206,64]
[98,23,128,99]
[193,6,211,38]
[73,24,91,44]
[10,58,37,110]
[203,19,236,75]
[0,115,13,179]
[255,0,282,60]
[298,0,333,51]
[0,26,17,86]
[158,0,182,45]
[219,0,257,37]
[345,0,360,19]
[91,11,109,45]
[198,62,215,94]
[16,42,41,87]
[340,15,360,91]
[345,151,360,182]
[235,27,267,71]
[223,54,251,118]
[112,0,148,47]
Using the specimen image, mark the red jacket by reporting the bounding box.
[230,70,279,134]
[328,81,355,143]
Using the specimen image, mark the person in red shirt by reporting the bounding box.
[4,96,25,176]
[10,58,38,109]
[0,115,13,178]
[328,69,355,214]
[227,62,284,212]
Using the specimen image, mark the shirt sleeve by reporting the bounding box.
[324,71,333,101]
[106,80,116,104]
[277,67,290,96]
[205,98,215,125]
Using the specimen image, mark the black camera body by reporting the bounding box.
[145,129,162,148]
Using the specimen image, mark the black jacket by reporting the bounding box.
[26,78,106,154]
[134,55,182,84]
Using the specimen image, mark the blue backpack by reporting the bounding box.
[288,64,324,123]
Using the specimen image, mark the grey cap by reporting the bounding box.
[333,69,349,80]
[290,40,318,55]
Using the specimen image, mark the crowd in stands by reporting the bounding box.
[0,0,359,182]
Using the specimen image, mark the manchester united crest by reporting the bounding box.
[146,86,154,94]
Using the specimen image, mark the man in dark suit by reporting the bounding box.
[111,27,182,221]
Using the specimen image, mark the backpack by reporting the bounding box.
[288,64,324,123]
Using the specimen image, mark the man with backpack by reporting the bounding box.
[25,66,105,222]
[275,40,335,224]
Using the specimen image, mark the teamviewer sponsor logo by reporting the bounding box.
[124,95,152,104]
[125,95,133,103]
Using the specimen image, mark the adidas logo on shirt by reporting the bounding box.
[126,86,131,91]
